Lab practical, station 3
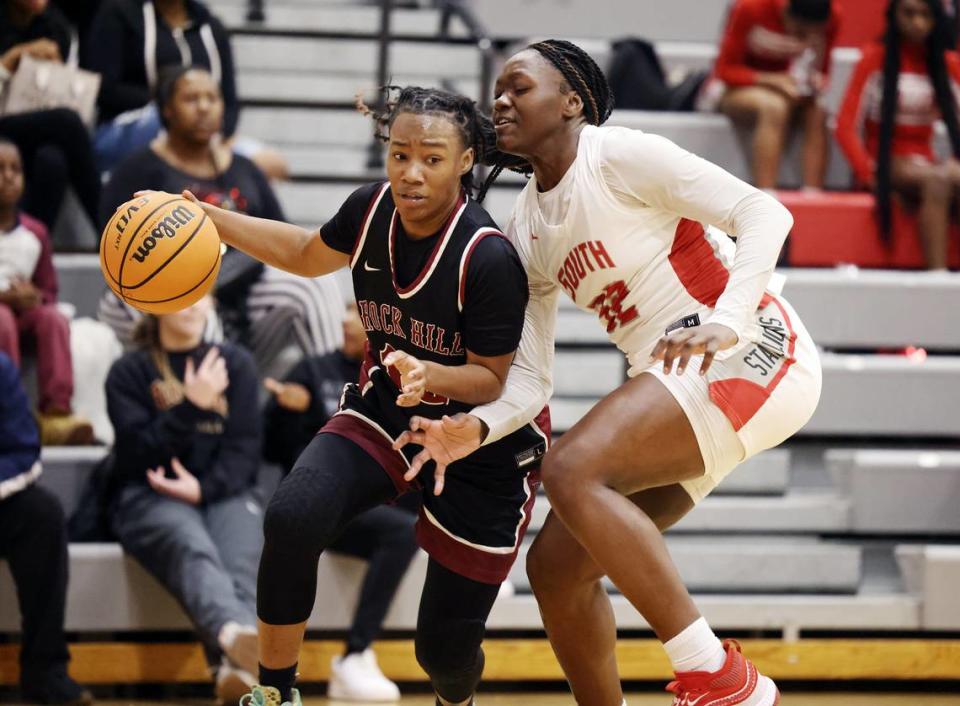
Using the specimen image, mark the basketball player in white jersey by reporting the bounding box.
[394,39,822,706]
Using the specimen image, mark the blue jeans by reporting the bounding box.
[94,104,161,174]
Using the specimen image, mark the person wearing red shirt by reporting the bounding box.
[836,0,960,270]
[705,0,840,189]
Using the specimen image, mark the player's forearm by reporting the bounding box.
[423,361,505,405]
[470,360,551,445]
[709,190,793,340]
[197,203,335,277]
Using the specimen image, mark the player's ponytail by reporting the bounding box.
[473,111,530,203]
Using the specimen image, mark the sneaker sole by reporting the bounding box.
[748,675,780,706]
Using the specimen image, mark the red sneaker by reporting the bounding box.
[666,640,780,706]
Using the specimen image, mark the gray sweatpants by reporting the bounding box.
[112,485,263,663]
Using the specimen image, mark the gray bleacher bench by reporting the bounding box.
[896,545,960,630]
[0,542,921,633]
[828,450,960,534]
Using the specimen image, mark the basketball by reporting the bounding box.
[99,191,222,314]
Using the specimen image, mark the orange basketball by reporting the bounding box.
[100,191,222,314]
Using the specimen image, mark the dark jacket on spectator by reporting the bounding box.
[83,0,238,134]
[0,1,74,62]
[98,148,281,229]
[0,352,41,500]
[105,342,260,504]
[263,351,361,469]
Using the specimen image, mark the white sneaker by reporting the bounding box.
[218,621,259,676]
[214,659,256,704]
[328,648,401,702]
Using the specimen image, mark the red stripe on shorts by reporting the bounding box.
[707,294,798,431]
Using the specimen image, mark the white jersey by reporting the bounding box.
[473,125,796,443]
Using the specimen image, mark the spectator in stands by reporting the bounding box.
[0,0,101,233]
[702,0,840,190]
[105,294,263,702]
[84,0,288,179]
[51,0,100,51]
[98,66,343,371]
[836,0,960,270]
[0,139,95,446]
[0,352,93,705]
[263,303,417,701]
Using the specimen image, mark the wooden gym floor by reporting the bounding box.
[4,695,955,706]
[302,695,960,705]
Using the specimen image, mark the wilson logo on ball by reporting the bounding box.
[131,205,196,263]
[112,197,148,249]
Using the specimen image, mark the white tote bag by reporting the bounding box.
[2,54,101,126]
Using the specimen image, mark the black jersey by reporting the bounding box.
[321,181,532,432]
[319,182,549,583]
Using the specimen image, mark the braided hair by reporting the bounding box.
[477,39,614,202]
[363,85,518,198]
[876,0,960,240]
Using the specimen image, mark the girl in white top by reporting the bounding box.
[396,40,821,706]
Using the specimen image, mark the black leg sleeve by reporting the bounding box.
[415,558,500,703]
[256,433,397,625]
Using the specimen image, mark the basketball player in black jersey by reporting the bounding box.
[177,87,549,706]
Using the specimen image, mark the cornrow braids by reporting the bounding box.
[529,39,614,126]
[361,84,520,197]
[477,39,615,202]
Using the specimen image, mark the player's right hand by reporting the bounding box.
[180,189,201,205]
[392,413,484,495]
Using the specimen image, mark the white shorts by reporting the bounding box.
[631,294,822,504]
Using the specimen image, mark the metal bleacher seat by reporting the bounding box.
[239,107,857,197]
[827,450,960,534]
[55,251,960,438]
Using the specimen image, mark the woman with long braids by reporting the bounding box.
[397,40,823,706]
[163,86,548,706]
[836,0,960,270]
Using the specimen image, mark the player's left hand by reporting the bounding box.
[384,350,428,407]
[392,413,484,495]
[146,457,202,505]
[650,323,738,376]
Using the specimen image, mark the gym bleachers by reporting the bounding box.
[7,263,960,644]
[782,191,960,269]
[3,0,960,687]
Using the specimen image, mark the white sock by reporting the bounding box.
[663,617,726,674]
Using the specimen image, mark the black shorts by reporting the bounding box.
[321,374,550,584]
